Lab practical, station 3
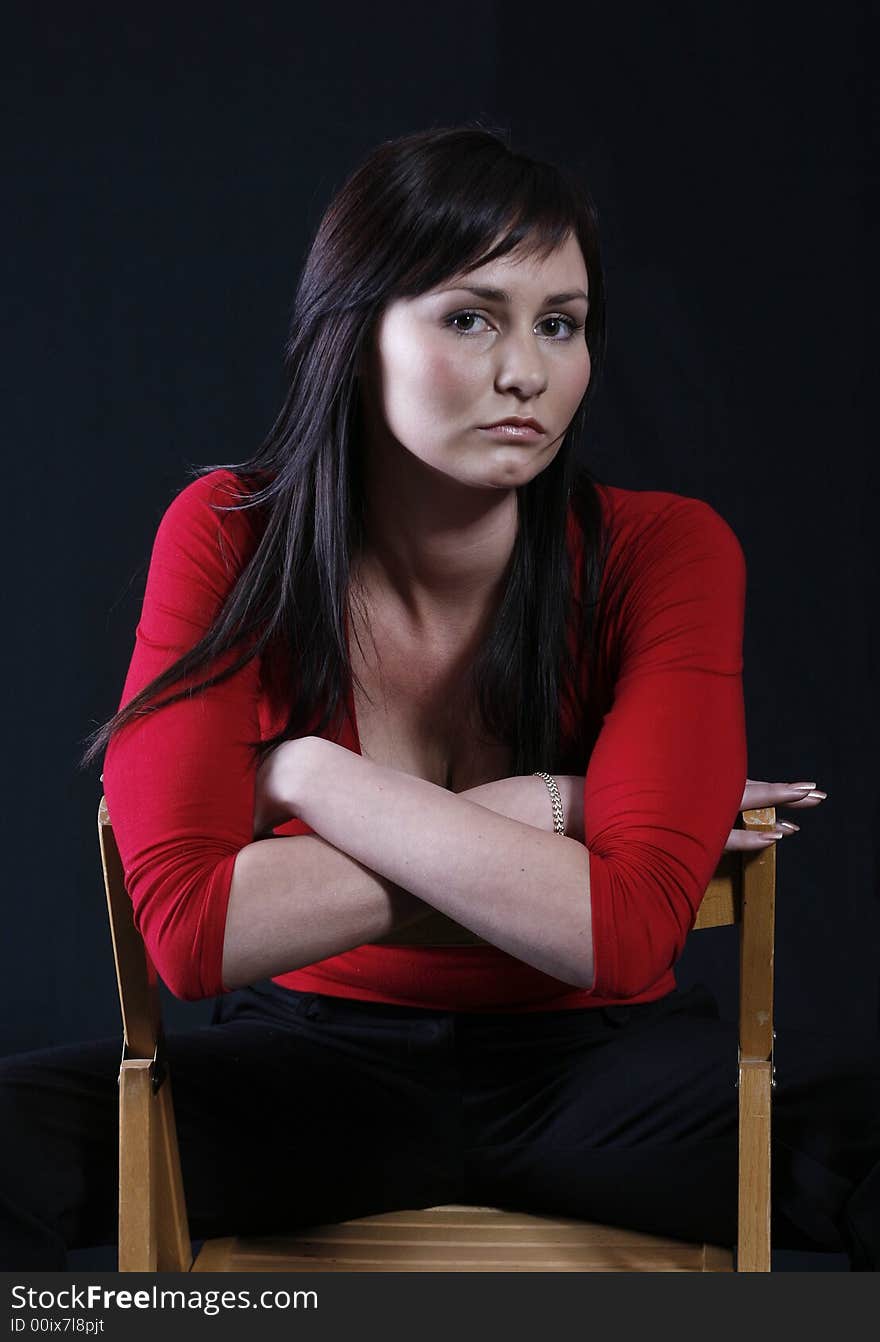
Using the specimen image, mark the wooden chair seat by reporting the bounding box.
[99,796,776,1272]
[190,1205,733,1272]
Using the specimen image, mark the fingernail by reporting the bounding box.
[780,822,800,832]
[808,790,827,800]
[758,831,783,841]
[788,782,816,791]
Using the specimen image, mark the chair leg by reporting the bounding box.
[119,1061,157,1271]
[119,1061,192,1272]
[155,1075,193,1272]
[737,1060,772,1271]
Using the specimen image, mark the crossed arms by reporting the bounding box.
[224,746,593,991]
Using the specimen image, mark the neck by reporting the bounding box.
[353,445,518,636]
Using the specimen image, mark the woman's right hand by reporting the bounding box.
[723,777,828,852]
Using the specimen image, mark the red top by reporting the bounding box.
[102,469,747,1009]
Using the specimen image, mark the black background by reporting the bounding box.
[3,2,875,1271]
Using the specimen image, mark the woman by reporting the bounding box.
[2,126,876,1270]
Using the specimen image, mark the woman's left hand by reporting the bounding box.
[723,777,828,852]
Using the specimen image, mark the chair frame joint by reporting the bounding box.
[119,1032,168,1096]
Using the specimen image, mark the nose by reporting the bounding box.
[493,328,549,400]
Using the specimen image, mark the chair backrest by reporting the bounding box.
[697,827,777,1072]
[98,795,163,1059]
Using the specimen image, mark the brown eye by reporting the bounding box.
[538,316,582,339]
[446,311,491,335]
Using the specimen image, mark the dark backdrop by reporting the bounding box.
[3,2,875,1268]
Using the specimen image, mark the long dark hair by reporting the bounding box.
[79,124,613,778]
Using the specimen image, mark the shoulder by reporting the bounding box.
[152,468,265,578]
[589,485,747,674]
[160,467,262,534]
[593,481,745,580]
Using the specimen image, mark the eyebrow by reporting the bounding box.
[440,284,589,307]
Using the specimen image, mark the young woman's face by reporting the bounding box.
[360,231,591,492]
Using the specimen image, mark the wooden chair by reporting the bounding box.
[97,795,777,1272]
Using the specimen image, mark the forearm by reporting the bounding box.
[225,760,588,989]
[293,739,594,988]
[461,774,585,844]
[222,834,431,990]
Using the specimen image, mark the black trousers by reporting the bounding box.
[1,981,878,1270]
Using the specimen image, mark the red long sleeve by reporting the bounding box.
[580,490,747,999]
[101,470,747,1009]
[102,474,263,1000]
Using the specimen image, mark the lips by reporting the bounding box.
[481,417,545,432]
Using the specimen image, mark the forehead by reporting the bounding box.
[441,231,588,295]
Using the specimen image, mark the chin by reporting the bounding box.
[487,449,549,476]
[479,467,540,490]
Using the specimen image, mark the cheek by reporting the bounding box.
[565,345,591,404]
[389,343,476,424]
[421,345,479,405]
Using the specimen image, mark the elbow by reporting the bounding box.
[599,923,686,1000]
[587,848,693,999]
[127,851,239,1004]
[139,919,220,1002]
[153,957,216,1004]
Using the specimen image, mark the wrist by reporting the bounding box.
[252,736,323,839]
[458,774,583,843]
[533,771,566,835]
[555,776,585,845]
[284,734,331,816]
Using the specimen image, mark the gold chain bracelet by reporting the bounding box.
[533,771,566,836]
